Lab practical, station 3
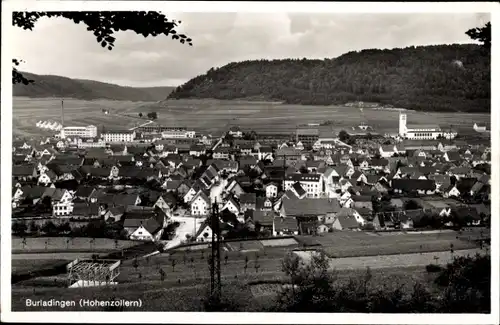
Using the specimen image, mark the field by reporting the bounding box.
[102,231,480,285]
[11,249,484,311]
[10,229,487,311]
[310,230,479,258]
[12,237,141,253]
[12,259,70,274]
[12,97,152,138]
[13,97,491,138]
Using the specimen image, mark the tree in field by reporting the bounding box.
[41,221,57,235]
[22,237,27,249]
[12,11,193,85]
[12,221,27,235]
[138,112,143,118]
[90,237,96,251]
[466,22,491,49]
[338,130,350,142]
[29,220,39,234]
[132,257,139,272]
[147,112,158,120]
[281,252,301,297]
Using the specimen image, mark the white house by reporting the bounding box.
[190,191,210,216]
[444,186,461,198]
[283,173,324,198]
[222,197,240,215]
[102,130,136,143]
[265,183,278,198]
[473,123,487,132]
[183,186,199,204]
[228,126,243,138]
[38,171,56,186]
[153,195,175,218]
[128,225,160,241]
[195,223,218,242]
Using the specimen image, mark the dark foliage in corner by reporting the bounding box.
[12,11,192,85]
[271,250,490,313]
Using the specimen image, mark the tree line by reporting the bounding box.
[169,43,490,113]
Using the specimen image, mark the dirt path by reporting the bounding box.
[294,248,484,270]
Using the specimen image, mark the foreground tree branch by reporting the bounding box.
[12,11,193,84]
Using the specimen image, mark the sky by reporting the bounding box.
[12,12,490,87]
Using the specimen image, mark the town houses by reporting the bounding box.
[11,122,491,244]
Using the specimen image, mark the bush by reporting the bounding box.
[425,264,442,273]
[12,220,28,235]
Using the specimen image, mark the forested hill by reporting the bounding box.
[13,72,174,102]
[168,44,490,112]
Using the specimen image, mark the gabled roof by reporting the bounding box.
[391,179,436,192]
[159,192,178,206]
[452,207,480,221]
[292,182,307,197]
[191,189,210,205]
[446,151,462,161]
[249,210,274,226]
[20,185,47,199]
[239,156,258,166]
[107,205,126,217]
[240,193,257,205]
[49,156,83,166]
[72,202,99,216]
[74,186,96,198]
[335,215,360,229]
[12,165,35,177]
[456,178,478,193]
[274,217,298,232]
[282,198,341,216]
[224,196,240,211]
[87,167,112,177]
[351,195,372,202]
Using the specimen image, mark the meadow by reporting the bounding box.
[12,236,141,253]
[11,248,483,311]
[13,97,491,138]
[10,230,486,311]
[12,97,151,138]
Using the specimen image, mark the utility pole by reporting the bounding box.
[210,200,221,302]
[60,99,65,139]
[61,99,64,128]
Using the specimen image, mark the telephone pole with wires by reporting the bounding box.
[209,200,221,302]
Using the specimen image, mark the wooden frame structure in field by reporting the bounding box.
[66,258,121,288]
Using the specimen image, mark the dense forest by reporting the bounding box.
[13,72,174,102]
[168,44,490,112]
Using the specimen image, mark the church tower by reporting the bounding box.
[399,113,407,137]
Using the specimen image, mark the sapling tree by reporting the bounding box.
[132,257,139,272]
[12,11,193,85]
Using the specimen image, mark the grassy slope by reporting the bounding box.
[11,265,437,311]
[13,72,174,102]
